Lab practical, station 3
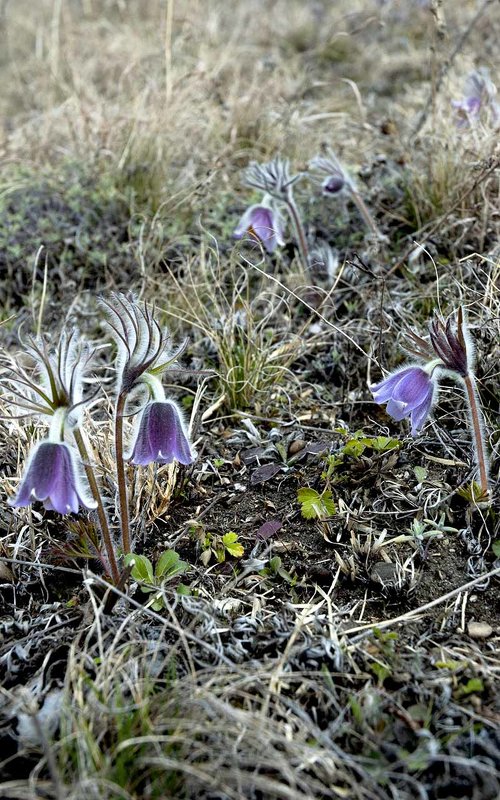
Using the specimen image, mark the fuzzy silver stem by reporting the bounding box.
[463,373,489,497]
[348,185,383,241]
[284,190,309,274]
[73,428,121,584]
[115,392,131,554]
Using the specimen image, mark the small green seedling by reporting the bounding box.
[260,555,295,585]
[198,529,245,566]
[297,487,336,519]
[124,550,188,610]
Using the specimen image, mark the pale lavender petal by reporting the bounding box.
[385,398,408,421]
[234,206,256,239]
[10,441,94,514]
[410,391,434,436]
[371,363,436,433]
[391,368,432,408]
[371,368,415,404]
[129,401,195,467]
[10,443,59,507]
[234,204,284,253]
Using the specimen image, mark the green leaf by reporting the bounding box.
[297,488,336,519]
[223,531,245,558]
[150,594,166,611]
[342,439,366,458]
[435,659,465,671]
[369,436,400,453]
[414,466,428,483]
[457,481,489,503]
[349,697,364,726]
[156,550,188,580]
[455,678,484,698]
[269,556,282,574]
[125,554,154,584]
[492,540,500,558]
[370,662,391,685]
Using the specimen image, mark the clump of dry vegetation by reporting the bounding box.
[0,1,499,798]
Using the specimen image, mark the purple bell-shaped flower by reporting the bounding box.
[128,400,196,466]
[370,366,437,436]
[234,202,284,253]
[10,441,97,515]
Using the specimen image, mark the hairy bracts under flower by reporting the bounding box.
[101,294,187,396]
[371,366,436,436]
[128,400,195,466]
[1,329,94,427]
[243,157,301,198]
[10,441,97,515]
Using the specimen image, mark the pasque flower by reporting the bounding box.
[10,441,96,515]
[239,157,309,271]
[128,400,195,466]
[371,366,437,436]
[370,308,489,497]
[309,148,384,241]
[452,68,500,128]
[233,202,284,253]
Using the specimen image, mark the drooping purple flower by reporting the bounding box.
[322,173,345,195]
[128,400,196,466]
[371,366,437,436]
[309,150,351,194]
[234,203,284,253]
[9,441,97,515]
[452,68,500,128]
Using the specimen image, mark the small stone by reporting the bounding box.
[467,621,493,639]
[288,439,306,456]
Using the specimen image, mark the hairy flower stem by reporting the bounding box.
[72,429,120,584]
[285,192,309,273]
[348,186,382,241]
[463,373,489,497]
[115,392,131,554]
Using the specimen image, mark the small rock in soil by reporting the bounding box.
[467,621,493,639]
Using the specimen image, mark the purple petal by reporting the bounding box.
[10,443,60,507]
[410,391,434,436]
[371,367,416,404]
[234,206,255,239]
[391,368,432,408]
[385,398,409,422]
[10,442,94,514]
[322,174,345,194]
[129,405,157,465]
[45,447,80,514]
[234,204,284,253]
[129,401,195,467]
[371,365,436,431]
